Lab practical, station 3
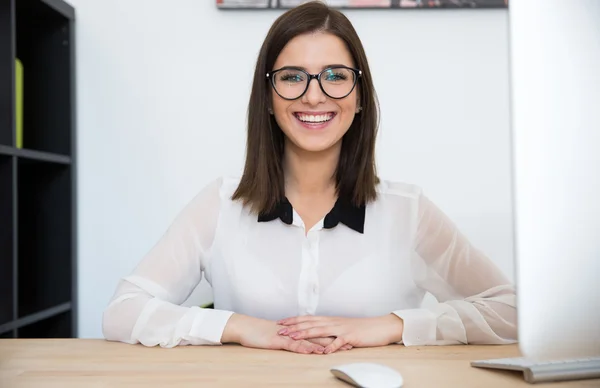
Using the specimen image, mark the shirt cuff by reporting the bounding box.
[189,307,235,345]
[392,308,437,346]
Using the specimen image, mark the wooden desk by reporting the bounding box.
[0,339,598,387]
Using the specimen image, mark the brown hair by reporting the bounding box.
[231,0,380,215]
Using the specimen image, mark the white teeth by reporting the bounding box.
[296,113,334,123]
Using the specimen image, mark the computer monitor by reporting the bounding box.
[508,0,600,360]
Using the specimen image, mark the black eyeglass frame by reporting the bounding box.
[266,65,362,100]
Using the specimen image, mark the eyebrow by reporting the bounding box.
[280,64,351,71]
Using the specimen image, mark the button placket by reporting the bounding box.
[305,232,320,313]
[296,235,310,315]
[296,227,322,315]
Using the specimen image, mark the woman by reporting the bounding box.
[102,1,517,355]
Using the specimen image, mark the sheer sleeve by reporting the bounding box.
[392,192,518,346]
[102,177,234,348]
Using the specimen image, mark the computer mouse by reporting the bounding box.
[330,362,404,388]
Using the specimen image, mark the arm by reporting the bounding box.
[102,177,234,347]
[392,192,518,346]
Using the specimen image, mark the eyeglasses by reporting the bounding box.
[266,66,362,100]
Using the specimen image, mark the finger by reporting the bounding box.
[306,338,351,352]
[324,337,348,354]
[283,338,324,354]
[278,321,330,336]
[277,315,324,325]
[306,337,334,347]
[289,326,338,340]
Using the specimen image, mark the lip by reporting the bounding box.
[293,111,337,130]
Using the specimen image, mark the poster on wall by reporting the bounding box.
[216,0,508,9]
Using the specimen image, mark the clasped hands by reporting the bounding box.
[223,312,403,355]
[276,314,404,354]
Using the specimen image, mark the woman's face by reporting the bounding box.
[270,32,360,154]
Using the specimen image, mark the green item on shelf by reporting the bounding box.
[15,58,24,148]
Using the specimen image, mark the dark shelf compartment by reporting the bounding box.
[0,144,71,164]
[0,155,15,327]
[17,309,71,338]
[0,302,70,335]
[17,158,72,318]
[1,330,14,338]
[39,0,75,20]
[0,1,15,147]
[15,0,74,155]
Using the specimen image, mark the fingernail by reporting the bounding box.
[289,333,298,339]
[317,347,325,353]
[324,348,331,354]
[278,329,288,335]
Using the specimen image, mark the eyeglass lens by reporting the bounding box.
[272,67,357,99]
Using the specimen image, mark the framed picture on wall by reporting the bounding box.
[216,0,508,9]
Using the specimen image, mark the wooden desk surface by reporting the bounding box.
[0,339,598,387]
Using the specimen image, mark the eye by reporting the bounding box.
[278,71,305,83]
[323,69,348,82]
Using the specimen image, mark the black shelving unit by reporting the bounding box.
[0,0,76,338]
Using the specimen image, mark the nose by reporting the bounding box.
[302,77,326,106]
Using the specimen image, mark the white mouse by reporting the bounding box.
[330,362,404,388]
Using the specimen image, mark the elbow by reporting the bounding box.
[484,304,519,344]
[494,299,518,343]
[101,302,136,345]
[504,304,519,342]
[461,298,518,345]
[472,291,519,344]
[101,305,120,342]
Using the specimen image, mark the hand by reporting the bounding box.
[221,314,327,354]
[276,314,404,354]
[306,337,353,351]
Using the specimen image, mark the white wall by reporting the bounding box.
[70,0,513,338]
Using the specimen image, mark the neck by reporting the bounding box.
[283,140,340,197]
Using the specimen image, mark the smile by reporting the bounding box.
[293,112,336,130]
[294,112,336,123]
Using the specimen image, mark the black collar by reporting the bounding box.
[257,197,366,234]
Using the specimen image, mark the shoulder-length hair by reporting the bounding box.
[232,0,380,216]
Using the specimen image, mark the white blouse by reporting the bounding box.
[102,176,518,348]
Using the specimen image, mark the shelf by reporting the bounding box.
[0,0,77,339]
[40,0,75,20]
[15,0,74,155]
[0,145,71,164]
[0,1,15,147]
[18,158,72,318]
[17,308,72,338]
[0,302,70,335]
[1,330,14,338]
[0,156,15,327]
